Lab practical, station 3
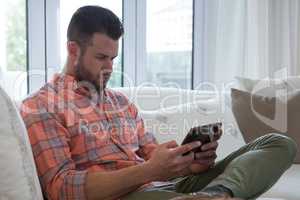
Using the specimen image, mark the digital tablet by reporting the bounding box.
[181,122,222,155]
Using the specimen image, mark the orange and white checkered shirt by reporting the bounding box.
[21,73,158,200]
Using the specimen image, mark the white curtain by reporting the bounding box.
[199,0,300,85]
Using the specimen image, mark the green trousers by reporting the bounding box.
[123,133,297,200]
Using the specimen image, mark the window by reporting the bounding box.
[59,0,123,87]
[27,0,196,93]
[23,0,297,95]
[146,0,193,89]
[0,0,27,100]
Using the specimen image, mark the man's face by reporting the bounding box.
[75,33,119,91]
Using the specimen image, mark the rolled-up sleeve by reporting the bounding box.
[21,97,88,200]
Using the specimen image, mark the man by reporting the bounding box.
[21,5,297,200]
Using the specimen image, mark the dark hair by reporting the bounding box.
[67,5,123,48]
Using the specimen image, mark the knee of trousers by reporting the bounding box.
[265,133,298,164]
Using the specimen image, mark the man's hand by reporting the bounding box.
[188,141,218,174]
[188,128,223,174]
[146,140,201,181]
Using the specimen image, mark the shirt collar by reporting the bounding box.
[51,73,105,99]
[51,73,78,90]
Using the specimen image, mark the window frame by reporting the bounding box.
[26,0,204,93]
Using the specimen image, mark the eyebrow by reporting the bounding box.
[95,53,118,60]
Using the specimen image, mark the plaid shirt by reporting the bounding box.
[20,74,158,200]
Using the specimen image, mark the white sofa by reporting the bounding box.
[116,86,300,200]
[0,85,298,200]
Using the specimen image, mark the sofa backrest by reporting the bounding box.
[115,87,246,160]
[114,86,217,111]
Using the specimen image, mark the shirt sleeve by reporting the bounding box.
[20,96,88,200]
[128,103,158,160]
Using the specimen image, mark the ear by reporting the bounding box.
[67,41,81,65]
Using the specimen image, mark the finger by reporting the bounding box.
[194,158,216,166]
[174,153,195,172]
[214,129,222,141]
[194,150,217,160]
[177,152,194,165]
[163,140,179,149]
[201,141,218,151]
[169,152,194,172]
[193,153,217,165]
[194,154,217,164]
[172,141,201,156]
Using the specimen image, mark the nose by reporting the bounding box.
[104,58,113,73]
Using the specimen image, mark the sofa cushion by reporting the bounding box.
[231,88,300,163]
[139,98,222,144]
[261,165,300,200]
[139,98,243,161]
[0,86,43,199]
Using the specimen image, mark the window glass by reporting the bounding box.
[146,0,193,88]
[0,0,27,100]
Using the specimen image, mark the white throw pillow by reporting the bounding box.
[0,86,43,200]
[235,76,300,97]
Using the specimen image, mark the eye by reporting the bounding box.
[96,56,106,61]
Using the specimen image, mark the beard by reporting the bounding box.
[74,57,111,93]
